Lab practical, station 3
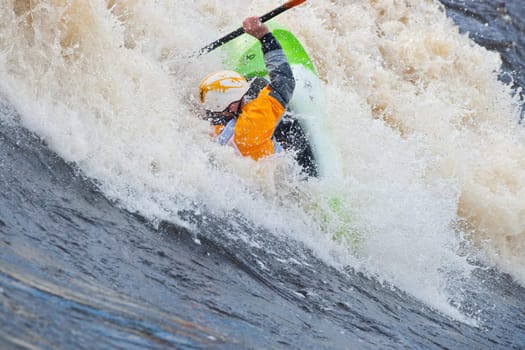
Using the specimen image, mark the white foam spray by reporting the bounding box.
[1,0,523,322]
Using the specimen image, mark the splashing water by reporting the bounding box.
[1,0,523,322]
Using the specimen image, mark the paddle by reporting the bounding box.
[197,0,307,56]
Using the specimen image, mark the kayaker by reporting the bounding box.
[198,16,296,162]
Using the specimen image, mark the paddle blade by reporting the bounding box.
[284,0,307,9]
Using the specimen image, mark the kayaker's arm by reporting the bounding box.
[243,17,295,107]
[260,33,295,106]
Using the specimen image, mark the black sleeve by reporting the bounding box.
[259,32,295,107]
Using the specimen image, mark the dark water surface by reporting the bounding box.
[1,1,525,349]
[440,0,525,107]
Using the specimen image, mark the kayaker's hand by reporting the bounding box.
[243,17,270,40]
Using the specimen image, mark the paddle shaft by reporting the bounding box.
[198,0,306,56]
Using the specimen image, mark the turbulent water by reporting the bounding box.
[1,0,524,349]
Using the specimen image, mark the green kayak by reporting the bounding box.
[221,22,356,247]
[221,21,316,79]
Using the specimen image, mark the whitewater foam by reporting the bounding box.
[1,0,523,322]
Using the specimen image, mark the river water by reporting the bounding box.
[0,0,524,349]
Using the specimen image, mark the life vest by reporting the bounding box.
[212,86,285,160]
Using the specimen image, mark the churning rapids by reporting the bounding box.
[1,1,524,349]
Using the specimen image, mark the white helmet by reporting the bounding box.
[199,70,249,112]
